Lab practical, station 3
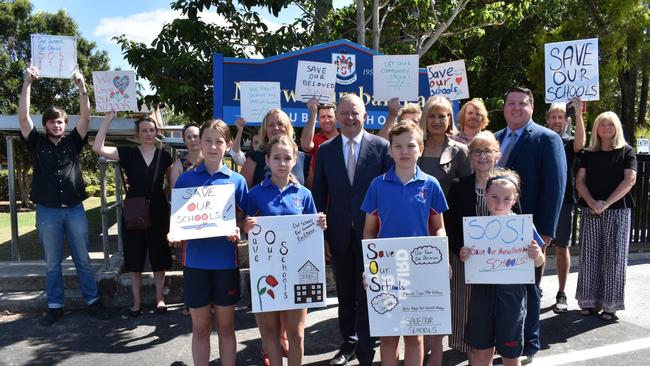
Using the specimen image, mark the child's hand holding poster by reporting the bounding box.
[463,214,535,284]
[248,214,326,313]
[170,184,236,241]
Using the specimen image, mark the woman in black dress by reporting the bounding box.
[93,112,173,316]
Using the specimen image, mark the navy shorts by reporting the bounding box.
[183,267,241,308]
[552,203,574,248]
[464,284,527,359]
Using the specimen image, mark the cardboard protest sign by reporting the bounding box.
[92,71,138,112]
[248,214,327,313]
[363,236,452,336]
[463,214,535,284]
[426,60,469,100]
[294,60,336,103]
[372,55,419,102]
[170,184,237,241]
[30,34,78,79]
[545,38,599,103]
[239,81,281,122]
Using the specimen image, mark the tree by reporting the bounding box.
[0,0,110,207]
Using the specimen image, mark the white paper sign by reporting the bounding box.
[239,81,281,122]
[373,55,419,102]
[463,215,535,284]
[545,38,600,102]
[363,236,452,337]
[294,60,336,103]
[170,184,236,241]
[30,34,78,79]
[426,60,469,100]
[248,214,327,313]
[637,138,649,154]
[92,71,138,112]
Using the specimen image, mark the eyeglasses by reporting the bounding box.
[429,114,449,121]
[470,149,497,157]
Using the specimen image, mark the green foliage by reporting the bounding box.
[0,170,7,200]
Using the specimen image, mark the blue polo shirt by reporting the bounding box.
[246,177,317,216]
[361,166,448,238]
[174,163,248,270]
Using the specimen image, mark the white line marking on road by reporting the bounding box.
[534,337,650,365]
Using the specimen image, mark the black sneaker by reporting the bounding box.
[553,291,568,313]
[88,301,110,320]
[40,308,64,326]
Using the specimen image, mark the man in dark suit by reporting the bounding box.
[313,94,392,366]
[495,86,567,363]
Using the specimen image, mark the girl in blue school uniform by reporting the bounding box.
[168,119,248,366]
[243,134,327,366]
[459,168,545,366]
[361,120,449,366]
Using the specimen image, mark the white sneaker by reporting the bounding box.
[520,355,534,364]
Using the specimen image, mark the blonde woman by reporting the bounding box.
[575,111,636,321]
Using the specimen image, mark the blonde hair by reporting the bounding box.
[486,167,521,199]
[258,109,295,150]
[389,120,424,146]
[468,131,500,154]
[546,103,566,118]
[398,103,422,121]
[200,119,232,142]
[420,96,456,141]
[587,111,627,151]
[458,98,489,131]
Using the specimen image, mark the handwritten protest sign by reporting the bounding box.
[372,55,419,102]
[363,236,451,336]
[239,81,281,122]
[30,34,78,79]
[92,71,138,112]
[463,214,535,284]
[248,214,326,313]
[426,60,469,100]
[294,60,336,103]
[170,184,236,241]
[545,38,599,103]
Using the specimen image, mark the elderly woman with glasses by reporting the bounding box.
[418,96,471,366]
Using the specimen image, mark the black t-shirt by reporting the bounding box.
[562,136,578,205]
[23,127,88,207]
[578,145,637,209]
[117,147,173,202]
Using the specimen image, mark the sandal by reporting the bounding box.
[280,336,289,358]
[599,312,618,322]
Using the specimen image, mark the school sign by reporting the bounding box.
[213,39,435,129]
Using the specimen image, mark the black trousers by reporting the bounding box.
[331,230,376,364]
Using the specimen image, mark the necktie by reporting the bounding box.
[498,131,516,167]
[347,140,356,184]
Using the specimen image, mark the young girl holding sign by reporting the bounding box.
[459,168,545,366]
[361,121,449,366]
[243,135,327,366]
[169,119,248,366]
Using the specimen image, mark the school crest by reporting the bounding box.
[332,53,357,85]
[292,196,304,209]
[416,187,428,202]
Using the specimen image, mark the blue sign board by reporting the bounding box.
[214,39,442,129]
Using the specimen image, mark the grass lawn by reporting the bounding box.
[0,197,117,261]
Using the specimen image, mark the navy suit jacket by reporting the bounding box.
[495,121,567,238]
[312,131,392,253]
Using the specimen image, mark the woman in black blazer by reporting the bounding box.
[445,131,501,364]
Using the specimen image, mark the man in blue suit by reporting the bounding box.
[495,86,567,364]
[313,94,392,366]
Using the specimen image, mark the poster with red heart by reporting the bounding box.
[426,60,469,101]
[92,70,138,112]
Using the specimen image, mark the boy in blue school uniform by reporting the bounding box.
[361,120,449,366]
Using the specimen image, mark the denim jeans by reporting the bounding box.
[36,203,99,308]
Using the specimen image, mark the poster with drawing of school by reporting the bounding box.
[170,184,236,241]
[362,236,452,337]
[248,214,326,313]
[463,214,535,284]
[30,34,78,79]
[92,71,138,112]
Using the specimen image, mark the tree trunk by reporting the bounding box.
[618,66,637,144]
[372,0,380,50]
[638,68,649,127]
[17,165,33,209]
[356,0,365,45]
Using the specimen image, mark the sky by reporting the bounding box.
[30,0,351,72]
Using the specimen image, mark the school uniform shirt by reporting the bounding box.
[361,166,449,238]
[246,177,317,216]
[174,163,248,270]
